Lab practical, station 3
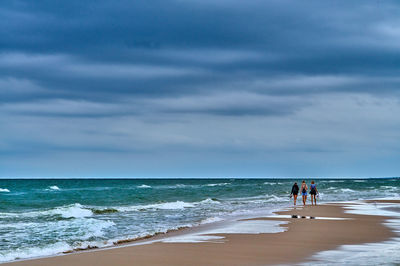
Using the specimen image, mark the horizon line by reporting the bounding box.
[0,176,398,179]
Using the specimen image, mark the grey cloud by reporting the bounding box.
[1,92,307,118]
[0,52,206,79]
[150,92,307,116]
[2,0,400,176]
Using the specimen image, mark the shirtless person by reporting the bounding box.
[300,180,308,206]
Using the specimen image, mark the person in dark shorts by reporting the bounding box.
[290,182,299,205]
[300,180,308,206]
[309,180,318,205]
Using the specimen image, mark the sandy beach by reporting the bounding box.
[4,201,398,266]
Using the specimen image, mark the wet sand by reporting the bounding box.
[5,202,397,266]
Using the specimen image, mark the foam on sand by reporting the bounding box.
[304,200,400,265]
[0,242,72,263]
[161,234,224,243]
[199,216,224,224]
[161,220,288,243]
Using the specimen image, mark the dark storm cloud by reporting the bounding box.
[2,0,400,112]
[1,0,400,107]
[2,0,400,176]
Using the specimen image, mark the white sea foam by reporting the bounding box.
[0,198,219,219]
[198,198,220,204]
[49,185,60,190]
[342,202,400,217]
[264,182,284,185]
[207,220,288,234]
[0,188,10,192]
[306,238,400,266]
[0,203,93,219]
[162,220,288,243]
[206,183,230,187]
[0,222,37,229]
[156,184,191,189]
[265,195,288,202]
[353,180,366,183]
[173,184,187,188]
[116,198,222,212]
[0,242,72,262]
[303,200,400,265]
[162,234,224,243]
[200,217,224,224]
[49,203,93,218]
[340,188,355,193]
[231,193,288,202]
[0,217,115,262]
[155,201,195,209]
[380,186,396,190]
[137,184,151,188]
[118,201,195,212]
[79,219,116,239]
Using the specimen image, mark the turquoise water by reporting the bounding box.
[0,178,399,262]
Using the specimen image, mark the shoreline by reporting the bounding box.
[4,200,399,266]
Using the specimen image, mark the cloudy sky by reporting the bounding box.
[1,0,400,178]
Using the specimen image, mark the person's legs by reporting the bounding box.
[311,195,314,205]
[293,194,297,205]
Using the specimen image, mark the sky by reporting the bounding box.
[1,0,400,178]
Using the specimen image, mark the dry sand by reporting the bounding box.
[5,202,397,266]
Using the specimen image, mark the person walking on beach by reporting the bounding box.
[290,182,299,205]
[300,180,308,206]
[309,180,318,205]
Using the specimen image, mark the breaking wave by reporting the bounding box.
[0,203,92,219]
[264,182,284,185]
[117,201,195,211]
[206,183,230,187]
[340,188,356,193]
[138,184,151,188]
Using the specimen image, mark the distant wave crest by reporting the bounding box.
[138,184,151,188]
[206,183,230,187]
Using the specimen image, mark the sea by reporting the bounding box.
[0,178,399,264]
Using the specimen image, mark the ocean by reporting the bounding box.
[0,178,399,263]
